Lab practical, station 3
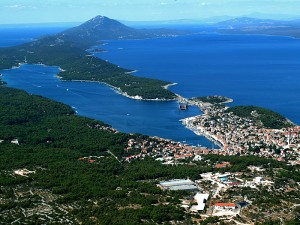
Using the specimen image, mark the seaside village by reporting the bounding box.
[181,101,300,165]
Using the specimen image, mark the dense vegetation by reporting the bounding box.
[0,86,188,224]
[225,105,293,129]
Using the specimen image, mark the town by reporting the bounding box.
[182,97,300,164]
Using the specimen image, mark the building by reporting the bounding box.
[254,177,264,184]
[159,179,198,191]
[191,193,209,211]
[215,203,236,210]
[14,169,35,177]
[11,139,19,145]
[215,162,231,169]
[179,101,188,110]
[193,155,202,161]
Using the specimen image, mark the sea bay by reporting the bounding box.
[2,64,211,147]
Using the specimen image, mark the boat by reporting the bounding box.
[178,101,188,110]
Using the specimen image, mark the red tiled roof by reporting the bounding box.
[215,203,235,207]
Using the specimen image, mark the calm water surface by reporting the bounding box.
[2,64,211,147]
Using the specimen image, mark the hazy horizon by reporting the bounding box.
[1,0,300,25]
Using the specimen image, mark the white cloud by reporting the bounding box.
[160,2,169,5]
[5,4,25,8]
[5,4,37,9]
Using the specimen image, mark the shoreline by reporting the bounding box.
[162,82,178,90]
[61,78,178,101]
[7,63,178,101]
[181,116,224,149]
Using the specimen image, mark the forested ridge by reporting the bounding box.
[0,86,187,224]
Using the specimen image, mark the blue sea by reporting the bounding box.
[1,27,300,147]
[0,26,71,47]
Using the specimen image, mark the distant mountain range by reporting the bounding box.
[215,17,300,28]
[213,17,300,38]
[120,16,300,38]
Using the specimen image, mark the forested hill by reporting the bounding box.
[0,15,181,100]
[226,105,293,129]
[0,86,164,223]
[0,86,200,224]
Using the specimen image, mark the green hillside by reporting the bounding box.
[226,105,293,129]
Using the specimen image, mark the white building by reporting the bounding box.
[11,139,19,145]
[190,193,209,211]
[254,177,264,184]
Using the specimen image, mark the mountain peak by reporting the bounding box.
[85,15,111,24]
[58,15,191,48]
[60,15,136,46]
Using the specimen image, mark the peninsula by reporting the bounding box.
[0,16,192,100]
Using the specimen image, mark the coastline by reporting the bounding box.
[162,82,178,90]
[182,116,224,149]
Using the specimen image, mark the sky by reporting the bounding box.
[1,0,300,24]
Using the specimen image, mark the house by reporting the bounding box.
[215,203,236,210]
[215,162,231,169]
[193,155,202,161]
[11,139,19,145]
[14,169,35,177]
